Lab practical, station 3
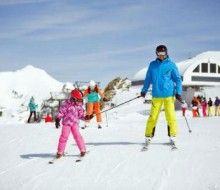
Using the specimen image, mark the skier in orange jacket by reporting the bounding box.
[83,80,107,129]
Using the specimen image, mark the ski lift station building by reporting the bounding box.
[132,51,220,106]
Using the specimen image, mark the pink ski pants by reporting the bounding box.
[57,124,86,154]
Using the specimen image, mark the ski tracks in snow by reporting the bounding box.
[0,158,41,176]
[151,152,178,190]
[22,171,49,190]
[93,155,128,185]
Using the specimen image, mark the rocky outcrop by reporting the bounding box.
[101,77,131,109]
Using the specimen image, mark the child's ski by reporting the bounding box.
[48,152,68,164]
[48,158,60,164]
[75,151,89,162]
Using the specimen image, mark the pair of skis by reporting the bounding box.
[48,152,88,164]
[141,141,177,152]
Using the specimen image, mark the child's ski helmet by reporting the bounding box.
[71,89,83,101]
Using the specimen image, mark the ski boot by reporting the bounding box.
[141,137,151,151]
[169,137,177,150]
[56,152,63,159]
[80,151,86,157]
[81,124,88,129]
[145,137,151,146]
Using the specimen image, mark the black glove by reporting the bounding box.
[55,118,60,128]
[102,97,109,102]
[175,94,182,103]
[85,115,94,120]
[141,91,146,97]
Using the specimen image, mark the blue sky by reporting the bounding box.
[0,0,220,85]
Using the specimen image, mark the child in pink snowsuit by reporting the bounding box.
[55,89,92,158]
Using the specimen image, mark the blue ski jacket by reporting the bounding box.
[141,57,182,98]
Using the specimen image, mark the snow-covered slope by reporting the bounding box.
[0,86,219,190]
[0,65,63,122]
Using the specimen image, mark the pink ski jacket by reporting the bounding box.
[56,100,85,126]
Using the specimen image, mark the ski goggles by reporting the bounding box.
[156,51,167,56]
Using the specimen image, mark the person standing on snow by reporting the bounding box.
[201,97,207,117]
[83,80,108,129]
[191,96,200,117]
[181,100,188,116]
[140,45,182,147]
[207,98,213,116]
[27,96,38,123]
[55,89,93,159]
[214,96,220,116]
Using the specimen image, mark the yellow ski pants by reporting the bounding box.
[145,97,177,138]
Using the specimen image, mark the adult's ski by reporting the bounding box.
[140,142,151,151]
[140,141,178,151]
[170,141,178,150]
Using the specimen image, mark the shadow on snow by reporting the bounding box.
[20,153,78,159]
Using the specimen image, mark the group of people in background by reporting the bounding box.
[181,96,220,117]
[27,80,108,126]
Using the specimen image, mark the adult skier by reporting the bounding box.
[214,96,220,116]
[207,98,213,116]
[140,45,182,148]
[83,80,108,129]
[27,96,38,123]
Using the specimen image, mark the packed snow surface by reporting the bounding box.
[0,87,219,190]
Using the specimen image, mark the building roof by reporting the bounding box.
[177,51,220,75]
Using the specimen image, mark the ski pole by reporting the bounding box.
[183,115,192,133]
[101,96,141,114]
[105,112,109,127]
[176,98,192,133]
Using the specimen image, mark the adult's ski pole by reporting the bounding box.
[176,98,192,133]
[183,115,192,133]
[101,96,141,114]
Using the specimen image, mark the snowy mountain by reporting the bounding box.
[0,86,219,190]
[0,65,63,123]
